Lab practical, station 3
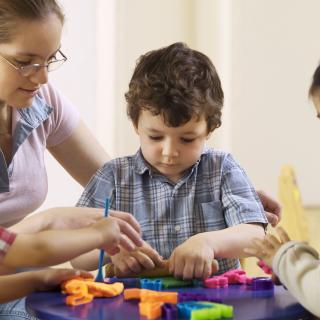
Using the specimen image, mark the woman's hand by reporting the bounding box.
[257,190,282,227]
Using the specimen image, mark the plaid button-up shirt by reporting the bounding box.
[0,227,16,263]
[77,148,267,274]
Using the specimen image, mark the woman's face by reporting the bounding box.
[0,14,63,108]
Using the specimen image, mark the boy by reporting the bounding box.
[244,63,320,318]
[74,42,267,279]
[0,213,143,303]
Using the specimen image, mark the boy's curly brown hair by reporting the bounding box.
[125,42,224,133]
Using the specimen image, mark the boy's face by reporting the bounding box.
[135,109,210,183]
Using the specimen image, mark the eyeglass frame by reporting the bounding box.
[0,49,67,77]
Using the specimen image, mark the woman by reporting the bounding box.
[0,1,142,318]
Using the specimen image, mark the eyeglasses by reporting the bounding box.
[0,50,67,77]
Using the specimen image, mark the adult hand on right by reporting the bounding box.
[257,190,282,227]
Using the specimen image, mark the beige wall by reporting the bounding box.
[41,0,320,212]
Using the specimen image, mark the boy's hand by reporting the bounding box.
[92,216,143,256]
[34,268,93,292]
[244,226,291,267]
[257,190,281,227]
[110,241,164,276]
[168,234,214,280]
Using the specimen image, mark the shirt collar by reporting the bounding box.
[133,147,211,177]
[17,94,53,129]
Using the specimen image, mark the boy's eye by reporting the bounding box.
[181,138,195,143]
[149,136,163,141]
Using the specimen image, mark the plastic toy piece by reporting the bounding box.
[123,288,143,300]
[159,277,194,289]
[177,302,233,320]
[62,280,93,306]
[61,278,124,306]
[141,290,178,304]
[257,260,273,275]
[140,278,162,291]
[162,303,178,320]
[203,276,228,288]
[251,277,274,290]
[139,301,163,320]
[222,269,252,284]
[105,277,141,288]
[124,288,178,304]
[178,292,221,303]
[105,259,219,278]
[192,302,234,320]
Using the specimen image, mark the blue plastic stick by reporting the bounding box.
[95,198,109,282]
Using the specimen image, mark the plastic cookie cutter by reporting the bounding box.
[140,278,163,291]
[62,278,93,306]
[250,277,274,291]
[105,276,141,288]
[61,277,124,306]
[123,288,178,304]
[203,275,228,288]
[162,303,178,320]
[222,269,252,284]
[139,301,163,320]
[177,301,234,320]
[158,277,194,289]
[178,292,221,303]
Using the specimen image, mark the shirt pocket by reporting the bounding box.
[194,200,227,233]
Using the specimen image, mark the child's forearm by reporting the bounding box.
[0,272,40,303]
[200,223,264,259]
[70,250,104,271]
[3,227,104,268]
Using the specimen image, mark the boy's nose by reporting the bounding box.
[162,140,178,158]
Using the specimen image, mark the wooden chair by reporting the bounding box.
[278,165,309,242]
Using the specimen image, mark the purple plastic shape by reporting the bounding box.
[178,292,221,303]
[104,277,140,288]
[251,277,274,291]
[162,303,178,320]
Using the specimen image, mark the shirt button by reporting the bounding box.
[175,225,181,232]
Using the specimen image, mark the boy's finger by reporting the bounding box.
[276,226,291,243]
[183,261,195,280]
[194,260,205,279]
[203,261,211,279]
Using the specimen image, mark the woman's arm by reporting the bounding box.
[8,207,104,234]
[0,269,93,303]
[48,119,110,187]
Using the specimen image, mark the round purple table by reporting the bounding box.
[26,284,313,320]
